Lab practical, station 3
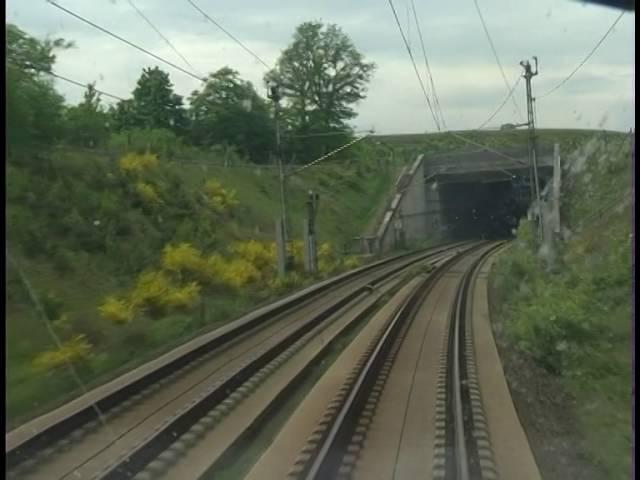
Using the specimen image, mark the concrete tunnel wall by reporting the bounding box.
[377,154,436,252]
[372,149,555,253]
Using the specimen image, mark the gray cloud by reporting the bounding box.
[7,0,634,133]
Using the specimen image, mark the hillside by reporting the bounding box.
[5,144,401,428]
[489,131,633,479]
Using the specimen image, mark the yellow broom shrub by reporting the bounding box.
[98,296,136,324]
[119,152,159,174]
[32,335,93,373]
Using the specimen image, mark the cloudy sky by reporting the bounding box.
[6,0,635,134]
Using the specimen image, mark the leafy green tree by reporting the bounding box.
[6,24,72,153]
[266,21,375,159]
[130,67,189,134]
[64,83,110,148]
[189,67,275,163]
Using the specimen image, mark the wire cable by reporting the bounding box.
[7,56,127,101]
[476,74,522,130]
[186,0,271,70]
[49,71,126,101]
[46,0,204,82]
[126,0,201,76]
[410,0,447,129]
[286,134,371,176]
[472,0,524,121]
[387,0,441,131]
[538,10,625,99]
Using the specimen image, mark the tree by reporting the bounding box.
[64,83,110,147]
[266,21,375,159]
[113,67,188,135]
[189,67,275,163]
[6,24,71,153]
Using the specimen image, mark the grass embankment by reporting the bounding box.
[6,146,401,428]
[489,131,632,479]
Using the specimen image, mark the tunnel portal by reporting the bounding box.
[438,178,530,239]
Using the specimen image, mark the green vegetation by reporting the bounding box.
[490,132,632,479]
[5,21,389,428]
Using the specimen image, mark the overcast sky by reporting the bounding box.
[6,0,635,134]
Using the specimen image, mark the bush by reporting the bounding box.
[98,296,135,324]
[32,335,93,374]
[220,258,261,289]
[119,152,159,175]
[228,240,276,276]
[203,179,238,214]
[161,243,205,276]
[129,270,172,313]
[108,128,183,159]
[163,282,201,310]
[135,182,162,206]
[342,255,361,270]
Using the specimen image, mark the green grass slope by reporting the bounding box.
[6,146,401,428]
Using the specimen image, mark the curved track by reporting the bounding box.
[6,242,471,480]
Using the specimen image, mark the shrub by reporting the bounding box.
[129,270,171,312]
[118,152,159,175]
[229,240,276,275]
[203,179,238,214]
[161,243,205,276]
[135,182,162,206]
[32,335,93,374]
[267,272,303,294]
[343,255,361,270]
[220,258,260,289]
[98,296,135,324]
[163,282,201,310]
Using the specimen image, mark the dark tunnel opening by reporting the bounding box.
[438,179,530,240]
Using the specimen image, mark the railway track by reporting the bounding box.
[6,241,473,480]
[251,241,541,480]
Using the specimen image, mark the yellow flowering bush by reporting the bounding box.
[229,240,276,275]
[119,152,159,174]
[203,179,238,214]
[32,335,93,374]
[163,282,201,309]
[129,270,171,310]
[161,243,206,275]
[220,258,260,289]
[135,182,162,206]
[98,296,136,324]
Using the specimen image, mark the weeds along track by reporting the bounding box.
[6,241,473,480]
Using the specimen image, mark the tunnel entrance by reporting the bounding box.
[438,179,529,239]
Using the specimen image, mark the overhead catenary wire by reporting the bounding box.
[387,0,441,131]
[476,74,522,130]
[387,1,526,164]
[48,71,126,102]
[537,10,625,99]
[186,0,271,70]
[46,0,205,82]
[126,0,201,76]
[410,0,447,129]
[286,134,371,176]
[6,55,127,102]
[472,0,524,122]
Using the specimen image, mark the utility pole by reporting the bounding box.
[267,80,291,274]
[304,190,320,273]
[520,56,543,242]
